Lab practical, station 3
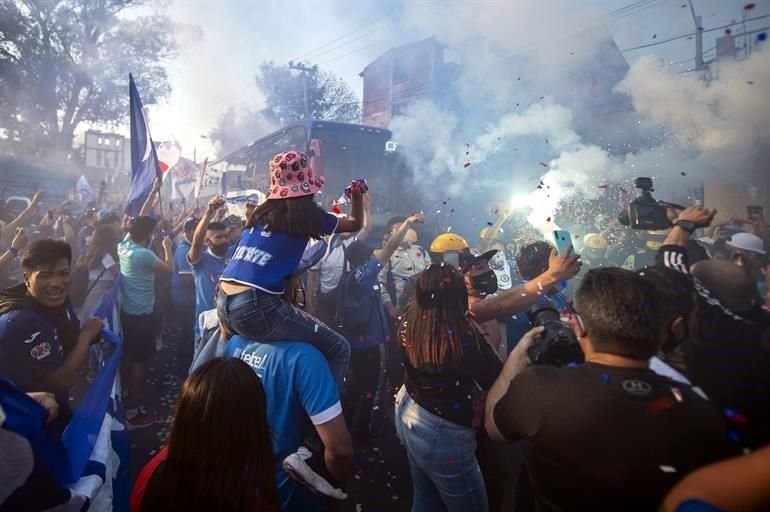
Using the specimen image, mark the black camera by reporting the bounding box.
[618,177,682,231]
[526,305,584,367]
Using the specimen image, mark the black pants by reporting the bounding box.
[343,344,386,440]
[476,427,524,511]
[175,302,196,374]
[315,288,339,328]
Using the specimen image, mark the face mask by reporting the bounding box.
[209,242,229,257]
[471,270,498,296]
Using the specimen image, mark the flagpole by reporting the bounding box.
[194,158,209,205]
[156,178,166,231]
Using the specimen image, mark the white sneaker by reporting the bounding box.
[282,447,348,500]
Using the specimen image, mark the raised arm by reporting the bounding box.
[0,228,27,274]
[356,193,373,242]
[189,196,224,264]
[471,247,580,323]
[335,182,365,233]
[1,191,43,241]
[662,207,717,249]
[376,213,424,266]
[153,236,175,273]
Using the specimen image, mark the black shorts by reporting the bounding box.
[120,311,159,363]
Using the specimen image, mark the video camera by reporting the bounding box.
[526,305,584,367]
[618,177,685,231]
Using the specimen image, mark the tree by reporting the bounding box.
[256,62,361,126]
[0,0,177,160]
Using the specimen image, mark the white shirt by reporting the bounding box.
[311,237,354,294]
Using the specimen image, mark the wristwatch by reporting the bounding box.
[673,220,696,234]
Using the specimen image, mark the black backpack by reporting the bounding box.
[335,264,378,335]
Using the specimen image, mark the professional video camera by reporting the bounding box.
[618,177,685,231]
[526,305,584,367]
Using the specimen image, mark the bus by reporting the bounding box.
[210,120,415,219]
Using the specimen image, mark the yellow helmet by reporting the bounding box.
[430,233,470,253]
[583,233,608,250]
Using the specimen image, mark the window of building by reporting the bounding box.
[96,150,102,167]
[97,137,103,145]
[393,57,408,84]
[115,138,121,148]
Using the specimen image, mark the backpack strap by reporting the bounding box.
[83,266,108,300]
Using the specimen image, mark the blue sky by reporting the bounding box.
[147,0,769,158]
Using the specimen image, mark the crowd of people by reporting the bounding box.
[1,149,769,512]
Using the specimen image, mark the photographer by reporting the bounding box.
[659,207,770,448]
[506,241,572,354]
[485,267,737,512]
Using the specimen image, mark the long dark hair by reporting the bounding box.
[81,225,118,270]
[246,195,327,238]
[141,358,278,512]
[402,263,472,369]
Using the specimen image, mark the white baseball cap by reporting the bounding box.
[727,232,766,255]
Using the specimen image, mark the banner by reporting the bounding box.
[170,157,199,202]
[195,159,225,199]
[224,189,265,219]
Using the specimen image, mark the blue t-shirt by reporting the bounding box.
[221,213,338,294]
[225,337,341,512]
[171,239,194,307]
[506,282,571,354]
[190,249,229,337]
[346,257,389,350]
[118,235,161,315]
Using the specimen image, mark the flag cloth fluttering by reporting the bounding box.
[124,73,162,217]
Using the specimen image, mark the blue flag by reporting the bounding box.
[125,73,161,217]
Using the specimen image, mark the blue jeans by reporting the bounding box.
[216,288,350,388]
[394,386,489,512]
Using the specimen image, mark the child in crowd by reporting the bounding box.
[217,151,366,387]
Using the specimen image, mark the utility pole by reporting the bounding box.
[687,0,704,70]
[288,61,318,120]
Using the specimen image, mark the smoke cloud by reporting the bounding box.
[388,1,770,238]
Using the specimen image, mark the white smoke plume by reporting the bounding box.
[388,0,770,238]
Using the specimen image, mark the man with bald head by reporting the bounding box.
[657,207,770,449]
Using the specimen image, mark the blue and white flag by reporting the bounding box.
[125,73,162,217]
[76,175,96,203]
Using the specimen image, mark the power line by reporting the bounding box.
[290,15,389,61]
[620,14,770,52]
[306,24,390,61]
[500,0,669,61]
[316,39,393,65]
